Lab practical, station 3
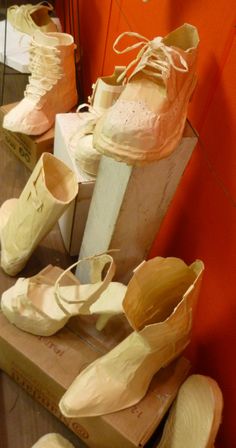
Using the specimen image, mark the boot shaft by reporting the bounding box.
[1,153,78,266]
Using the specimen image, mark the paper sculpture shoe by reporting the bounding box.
[93,23,199,165]
[69,66,125,176]
[59,256,204,417]
[0,153,78,276]
[3,30,78,135]
[31,433,75,448]
[157,375,223,448]
[1,253,127,336]
[7,2,58,36]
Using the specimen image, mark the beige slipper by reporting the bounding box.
[59,256,204,417]
[1,253,126,336]
[31,433,75,448]
[157,374,223,448]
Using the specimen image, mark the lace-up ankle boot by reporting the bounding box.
[93,23,199,165]
[3,31,78,135]
[0,153,78,276]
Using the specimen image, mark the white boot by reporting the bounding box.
[0,153,78,276]
[69,66,125,176]
[157,375,223,448]
[3,31,78,135]
[59,257,204,417]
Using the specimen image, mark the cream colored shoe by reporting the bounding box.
[69,66,125,176]
[31,433,75,448]
[157,375,223,448]
[59,257,204,417]
[1,253,126,336]
[93,23,199,165]
[7,2,58,36]
[3,31,78,135]
[0,153,78,276]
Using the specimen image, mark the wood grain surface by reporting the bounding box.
[0,140,86,448]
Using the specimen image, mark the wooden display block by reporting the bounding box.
[78,121,198,283]
[0,312,190,448]
[0,103,54,171]
[54,113,95,256]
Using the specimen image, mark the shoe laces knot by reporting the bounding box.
[113,31,189,83]
[25,40,63,101]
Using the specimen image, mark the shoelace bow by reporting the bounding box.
[25,40,63,101]
[113,31,189,83]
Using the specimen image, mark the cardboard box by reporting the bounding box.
[0,312,190,448]
[54,113,95,256]
[0,103,54,171]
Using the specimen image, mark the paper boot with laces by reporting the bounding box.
[3,31,78,135]
[157,375,223,448]
[31,433,75,448]
[59,256,204,417]
[7,2,58,36]
[0,153,78,276]
[93,23,199,165]
[69,66,125,176]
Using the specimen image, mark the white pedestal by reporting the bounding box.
[54,113,95,256]
[78,121,198,283]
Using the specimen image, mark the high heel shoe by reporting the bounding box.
[1,253,127,336]
[59,256,204,417]
[157,374,223,448]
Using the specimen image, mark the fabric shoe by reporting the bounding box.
[93,23,199,165]
[69,66,125,176]
[3,31,78,135]
[7,2,58,36]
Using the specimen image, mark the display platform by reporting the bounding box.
[54,113,95,256]
[0,18,61,73]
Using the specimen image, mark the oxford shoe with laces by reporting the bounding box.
[93,23,199,165]
[3,31,78,135]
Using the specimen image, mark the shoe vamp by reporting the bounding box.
[3,98,50,134]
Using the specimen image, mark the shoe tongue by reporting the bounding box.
[33,30,60,47]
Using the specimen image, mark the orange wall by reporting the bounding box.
[56,1,236,446]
